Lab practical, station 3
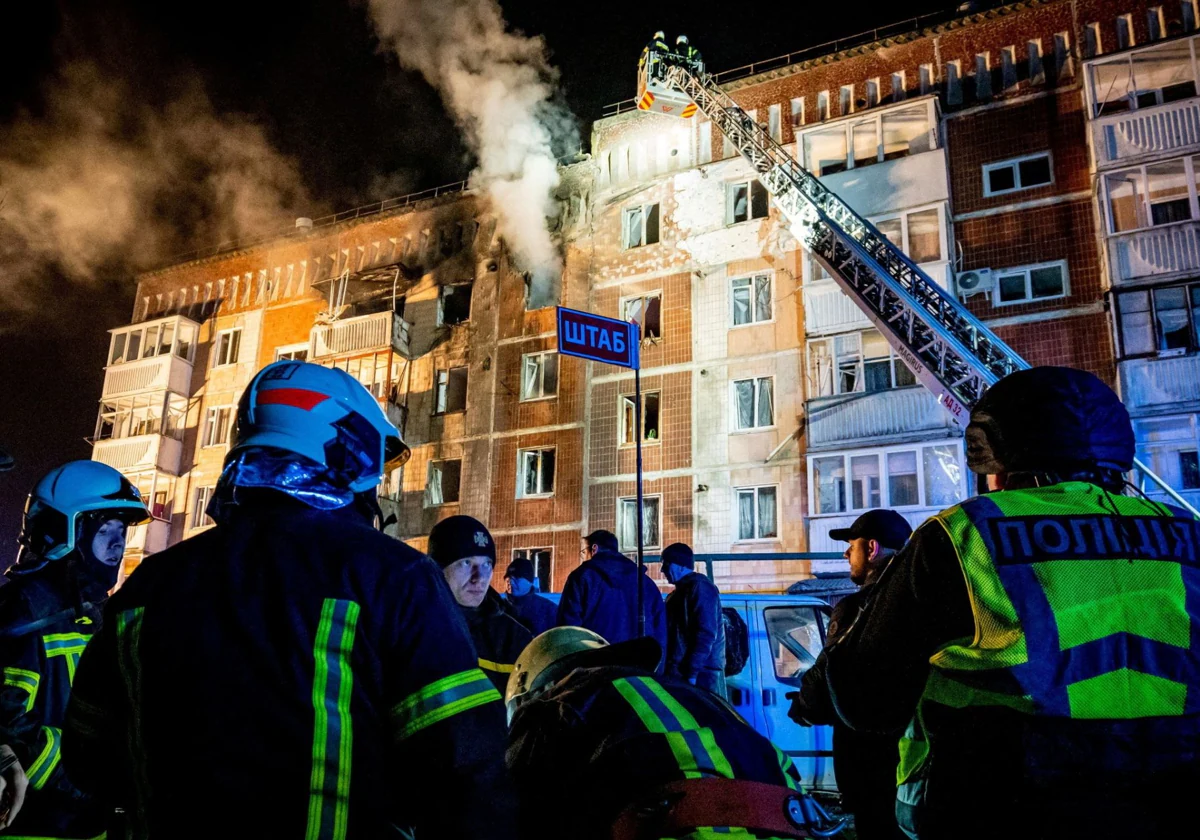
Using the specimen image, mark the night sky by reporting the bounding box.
[0,0,950,553]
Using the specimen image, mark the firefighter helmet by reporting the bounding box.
[19,460,150,561]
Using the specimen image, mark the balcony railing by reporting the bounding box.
[1108,219,1200,283]
[126,519,170,554]
[1120,353,1200,409]
[807,387,956,449]
[808,506,945,553]
[102,351,194,398]
[1092,97,1200,168]
[805,263,950,335]
[310,311,412,359]
[92,434,183,476]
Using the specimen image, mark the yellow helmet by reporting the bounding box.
[504,627,661,723]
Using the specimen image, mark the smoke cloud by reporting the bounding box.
[365,0,577,304]
[0,61,316,325]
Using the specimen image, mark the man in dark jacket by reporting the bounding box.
[788,509,912,840]
[430,515,533,691]
[504,557,556,637]
[559,530,666,661]
[505,627,843,840]
[661,543,726,696]
[0,460,149,839]
[823,367,1200,840]
[63,361,516,840]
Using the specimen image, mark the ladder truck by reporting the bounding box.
[636,46,1199,515]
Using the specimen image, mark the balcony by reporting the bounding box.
[807,387,956,449]
[92,434,183,476]
[1120,353,1200,410]
[102,351,194,398]
[310,311,412,359]
[1092,97,1200,168]
[809,507,944,553]
[805,265,951,336]
[125,519,170,555]
[1108,219,1200,284]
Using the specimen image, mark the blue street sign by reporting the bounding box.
[556,306,640,370]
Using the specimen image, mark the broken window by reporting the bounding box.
[622,203,660,249]
[521,352,559,401]
[434,367,468,414]
[213,328,241,367]
[732,274,772,326]
[620,391,661,445]
[622,293,662,341]
[428,459,462,505]
[726,180,769,224]
[618,495,660,550]
[202,406,233,448]
[517,448,556,497]
[439,283,472,326]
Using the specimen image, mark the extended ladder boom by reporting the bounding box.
[643,54,1199,514]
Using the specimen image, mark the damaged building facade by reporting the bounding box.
[93,0,1200,587]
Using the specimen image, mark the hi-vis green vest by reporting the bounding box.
[898,482,1200,787]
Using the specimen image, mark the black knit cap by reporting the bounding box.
[966,366,1135,476]
[427,515,496,568]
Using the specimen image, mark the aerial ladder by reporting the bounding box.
[636,47,1199,515]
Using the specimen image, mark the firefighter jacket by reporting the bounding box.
[61,497,517,840]
[466,589,533,691]
[558,549,666,665]
[664,571,725,685]
[507,665,803,840]
[825,482,1200,840]
[505,591,557,638]
[0,560,106,839]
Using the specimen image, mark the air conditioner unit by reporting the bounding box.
[956,268,995,296]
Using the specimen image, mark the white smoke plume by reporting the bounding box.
[365,0,576,304]
[0,62,316,324]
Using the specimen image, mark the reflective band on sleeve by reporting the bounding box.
[613,676,735,780]
[477,658,515,674]
[306,598,360,840]
[3,667,40,712]
[27,726,61,790]
[390,669,500,743]
[43,633,90,684]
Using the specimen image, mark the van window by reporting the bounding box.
[764,606,826,685]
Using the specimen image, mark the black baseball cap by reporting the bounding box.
[506,557,535,581]
[828,509,912,550]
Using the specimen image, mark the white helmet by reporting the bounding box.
[677,35,689,45]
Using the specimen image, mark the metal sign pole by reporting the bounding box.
[634,362,645,639]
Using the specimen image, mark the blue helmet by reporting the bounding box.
[230,361,409,494]
[19,460,150,561]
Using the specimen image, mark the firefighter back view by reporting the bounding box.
[505,627,844,840]
[62,361,517,839]
[0,460,149,838]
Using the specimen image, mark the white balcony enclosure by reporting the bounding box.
[805,262,951,335]
[103,314,199,398]
[310,311,412,359]
[125,519,170,554]
[807,387,957,449]
[808,507,945,555]
[93,434,183,476]
[1107,218,1200,283]
[1120,354,1200,409]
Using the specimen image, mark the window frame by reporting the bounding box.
[799,98,937,177]
[982,151,1054,197]
[991,259,1070,307]
[730,376,775,432]
[725,179,770,225]
[868,204,947,266]
[1103,156,1200,235]
[201,405,233,449]
[807,328,919,397]
[434,366,469,415]
[619,390,662,446]
[620,291,663,342]
[730,272,774,327]
[617,494,663,551]
[1114,279,1200,358]
[212,327,242,368]
[191,485,215,531]
[622,202,661,249]
[516,447,557,499]
[512,547,554,593]
[427,458,463,506]
[274,343,309,362]
[808,440,967,516]
[734,484,781,543]
[520,351,559,402]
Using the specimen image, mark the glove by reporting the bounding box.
[784,691,813,727]
[0,745,28,831]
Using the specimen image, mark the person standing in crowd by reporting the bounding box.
[0,460,149,839]
[788,509,912,840]
[823,367,1200,840]
[504,556,556,638]
[430,515,533,691]
[559,530,666,662]
[661,542,726,696]
[506,627,843,840]
[63,361,516,839]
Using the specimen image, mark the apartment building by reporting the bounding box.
[92,0,1200,586]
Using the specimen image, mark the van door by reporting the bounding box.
[752,599,837,792]
[719,598,761,733]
